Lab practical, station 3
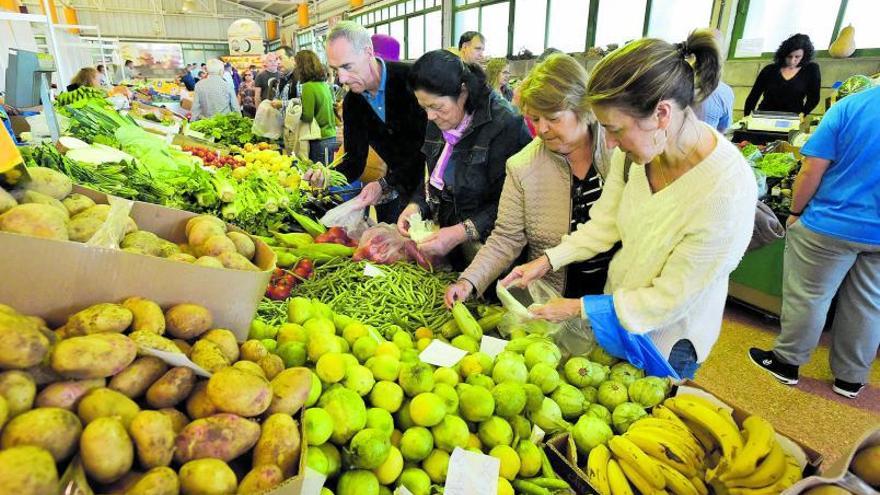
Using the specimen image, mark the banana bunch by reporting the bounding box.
[56,86,106,106]
[583,394,803,495]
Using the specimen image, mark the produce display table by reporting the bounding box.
[729,237,785,317]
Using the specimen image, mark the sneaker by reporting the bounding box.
[748,348,799,385]
[832,379,865,399]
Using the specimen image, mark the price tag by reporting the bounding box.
[139,347,211,377]
[363,263,385,278]
[419,340,467,367]
[444,447,500,495]
[394,487,415,495]
[479,335,508,359]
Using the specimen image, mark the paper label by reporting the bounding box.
[479,335,508,359]
[394,487,415,495]
[139,347,212,378]
[300,467,328,495]
[363,263,385,278]
[419,340,468,367]
[444,447,500,495]
[530,424,546,444]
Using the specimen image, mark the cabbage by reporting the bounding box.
[612,402,647,434]
[571,415,613,455]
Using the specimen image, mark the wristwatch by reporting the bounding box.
[377,177,392,195]
[462,219,480,242]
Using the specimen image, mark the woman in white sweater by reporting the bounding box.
[503,30,757,378]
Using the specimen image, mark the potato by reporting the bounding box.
[158,408,190,435]
[51,333,137,379]
[266,367,312,416]
[188,220,226,248]
[253,413,302,477]
[146,367,197,408]
[174,413,260,463]
[194,255,224,268]
[206,367,272,417]
[240,339,269,362]
[185,381,218,420]
[189,340,229,373]
[130,330,182,355]
[218,251,260,271]
[18,190,69,218]
[233,360,266,378]
[128,466,180,495]
[22,363,60,386]
[0,370,36,416]
[168,252,197,263]
[0,187,16,214]
[185,215,226,238]
[20,166,72,200]
[68,205,137,242]
[109,356,168,398]
[1,407,82,461]
[197,234,237,258]
[237,464,283,494]
[227,231,256,260]
[200,329,239,362]
[179,458,237,495]
[0,203,68,240]
[80,416,134,484]
[122,231,165,257]
[122,297,166,335]
[130,410,175,468]
[35,377,104,410]
[0,312,51,369]
[0,396,8,429]
[64,302,134,336]
[165,304,212,340]
[0,445,58,495]
[259,354,284,380]
[174,338,193,355]
[62,193,95,217]
[77,387,141,428]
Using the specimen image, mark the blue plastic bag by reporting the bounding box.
[581,295,680,379]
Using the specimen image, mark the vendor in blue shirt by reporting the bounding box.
[750,86,880,399]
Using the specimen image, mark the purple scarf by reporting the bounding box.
[430,112,473,190]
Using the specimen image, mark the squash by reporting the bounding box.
[829,24,856,59]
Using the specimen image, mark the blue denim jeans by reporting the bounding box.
[668,339,700,379]
[308,136,338,165]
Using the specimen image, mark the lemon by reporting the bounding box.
[422,449,450,483]
[303,407,333,445]
[305,371,322,407]
[373,445,403,485]
[392,331,414,351]
[369,380,404,413]
[318,443,341,477]
[416,338,432,352]
[433,367,459,386]
[316,352,347,383]
[414,327,433,340]
[400,427,434,462]
[375,341,402,360]
[353,336,379,362]
[344,364,375,396]
[366,408,395,437]
[390,429,402,447]
[467,433,482,450]
[307,332,342,362]
[409,393,446,427]
[397,468,432,495]
[497,477,514,495]
[458,354,484,378]
[489,445,520,481]
[432,383,459,414]
[343,322,370,345]
[367,355,401,381]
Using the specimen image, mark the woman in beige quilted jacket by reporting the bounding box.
[445,53,616,305]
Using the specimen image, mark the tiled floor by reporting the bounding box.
[694,302,880,469]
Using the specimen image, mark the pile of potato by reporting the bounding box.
[0,172,261,271]
[0,299,311,495]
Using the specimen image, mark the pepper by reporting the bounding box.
[452,302,483,340]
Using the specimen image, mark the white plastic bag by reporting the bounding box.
[496,279,595,357]
[87,196,135,249]
[252,100,283,140]
[319,197,371,240]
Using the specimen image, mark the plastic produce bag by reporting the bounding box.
[353,223,432,269]
[252,100,283,140]
[496,280,594,357]
[751,166,768,199]
[86,196,134,249]
[319,196,371,240]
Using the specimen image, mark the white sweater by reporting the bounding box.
[545,128,757,362]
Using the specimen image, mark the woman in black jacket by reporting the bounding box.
[397,49,532,270]
[745,34,821,116]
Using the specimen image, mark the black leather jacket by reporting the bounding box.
[411,91,532,241]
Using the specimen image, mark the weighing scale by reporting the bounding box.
[4,49,61,140]
[733,111,801,146]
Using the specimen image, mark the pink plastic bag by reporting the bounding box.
[352,223,433,269]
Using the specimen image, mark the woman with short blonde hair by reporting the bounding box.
[484,58,512,102]
[67,67,101,92]
[446,53,615,305]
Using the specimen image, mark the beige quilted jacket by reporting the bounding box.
[460,122,612,295]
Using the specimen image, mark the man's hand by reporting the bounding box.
[501,255,552,288]
[417,225,466,258]
[529,298,581,323]
[397,203,422,236]
[445,280,474,308]
[358,180,384,206]
[303,168,328,189]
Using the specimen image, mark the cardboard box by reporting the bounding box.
[544,380,823,494]
[783,427,880,495]
[0,186,275,339]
